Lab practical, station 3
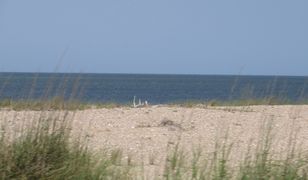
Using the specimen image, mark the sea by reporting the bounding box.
[0,72,307,104]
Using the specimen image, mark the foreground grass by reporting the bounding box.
[162,122,308,180]
[0,112,133,179]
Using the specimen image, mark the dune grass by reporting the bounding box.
[162,120,308,180]
[1,96,307,111]
[0,110,134,179]
[169,97,308,108]
[0,97,127,111]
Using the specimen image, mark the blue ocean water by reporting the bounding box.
[0,73,307,104]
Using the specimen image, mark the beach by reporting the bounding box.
[2,105,308,177]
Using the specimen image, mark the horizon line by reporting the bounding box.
[0,71,308,78]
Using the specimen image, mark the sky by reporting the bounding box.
[0,0,307,75]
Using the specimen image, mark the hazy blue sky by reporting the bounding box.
[0,0,307,75]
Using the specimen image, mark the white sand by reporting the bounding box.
[1,105,308,176]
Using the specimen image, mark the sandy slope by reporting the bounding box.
[1,105,308,176]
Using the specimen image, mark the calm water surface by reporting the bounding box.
[0,73,307,104]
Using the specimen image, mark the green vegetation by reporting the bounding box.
[0,97,126,111]
[0,111,133,179]
[170,97,308,108]
[1,96,308,111]
[161,121,308,180]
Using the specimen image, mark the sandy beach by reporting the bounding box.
[1,105,308,176]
